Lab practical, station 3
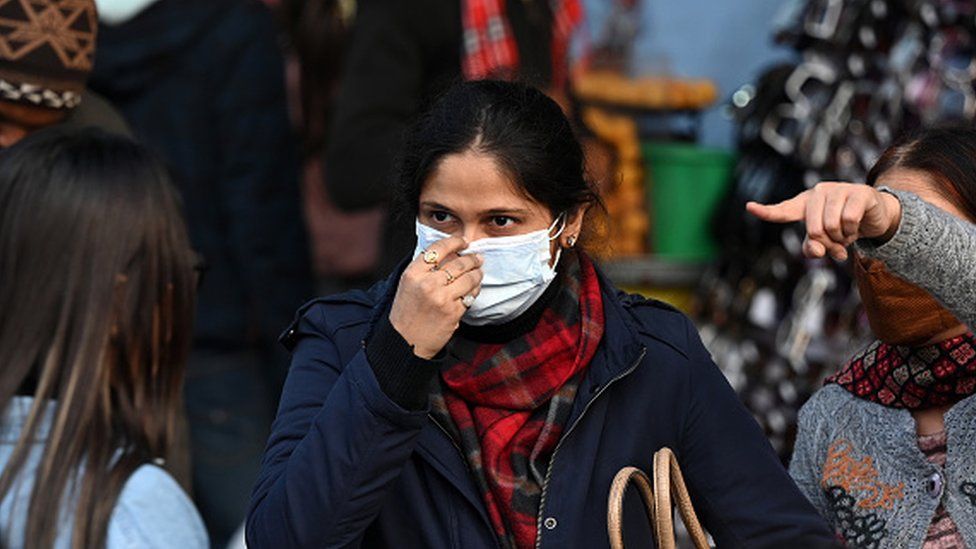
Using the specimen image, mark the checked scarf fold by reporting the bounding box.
[461,0,583,89]
[430,252,604,549]
[826,332,976,409]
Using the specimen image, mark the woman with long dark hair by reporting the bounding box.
[779,129,976,547]
[0,128,207,548]
[246,80,833,548]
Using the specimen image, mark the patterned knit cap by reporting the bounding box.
[0,0,97,109]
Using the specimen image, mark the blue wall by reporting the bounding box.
[585,0,795,150]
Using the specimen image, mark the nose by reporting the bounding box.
[461,225,494,244]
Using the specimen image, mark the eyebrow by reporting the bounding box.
[483,208,531,216]
[419,201,453,212]
[419,201,531,216]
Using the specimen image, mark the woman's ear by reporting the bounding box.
[561,205,588,248]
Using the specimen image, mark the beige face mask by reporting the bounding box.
[853,254,962,346]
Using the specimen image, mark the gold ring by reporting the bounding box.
[443,268,455,284]
[422,249,439,264]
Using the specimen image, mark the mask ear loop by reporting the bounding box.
[548,212,568,240]
[548,212,568,267]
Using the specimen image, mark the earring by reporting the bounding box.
[567,235,577,248]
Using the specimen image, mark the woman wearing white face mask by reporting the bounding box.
[247,80,835,549]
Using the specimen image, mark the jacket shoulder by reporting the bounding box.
[615,290,696,358]
[279,282,388,350]
[213,0,272,27]
[205,0,279,54]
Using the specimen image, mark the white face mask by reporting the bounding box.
[95,0,161,24]
[413,215,566,326]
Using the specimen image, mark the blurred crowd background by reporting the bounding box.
[6,0,973,546]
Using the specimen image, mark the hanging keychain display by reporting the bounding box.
[696,0,976,460]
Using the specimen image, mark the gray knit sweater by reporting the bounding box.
[790,385,976,548]
[858,187,976,328]
[789,189,976,547]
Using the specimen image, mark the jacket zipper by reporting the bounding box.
[427,413,504,549]
[534,346,648,549]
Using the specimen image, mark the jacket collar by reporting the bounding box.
[564,262,647,427]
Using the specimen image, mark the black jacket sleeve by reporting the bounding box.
[324,0,460,211]
[214,1,312,344]
[246,306,432,548]
[677,318,836,547]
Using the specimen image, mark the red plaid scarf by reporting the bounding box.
[461,0,583,88]
[431,252,604,548]
[826,332,976,409]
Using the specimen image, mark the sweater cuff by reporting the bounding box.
[365,316,440,410]
[855,186,923,256]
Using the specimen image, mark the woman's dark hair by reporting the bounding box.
[868,126,976,221]
[0,128,196,548]
[395,80,603,236]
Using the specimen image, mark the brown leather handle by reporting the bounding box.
[608,467,658,549]
[655,448,709,547]
[607,448,710,549]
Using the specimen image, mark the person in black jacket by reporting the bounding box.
[325,0,574,280]
[247,80,834,548]
[90,0,313,544]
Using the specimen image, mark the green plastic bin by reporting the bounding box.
[642,142,735,260]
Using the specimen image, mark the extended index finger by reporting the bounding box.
[745,192,810,223]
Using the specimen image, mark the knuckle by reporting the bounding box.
[419,276,437,292]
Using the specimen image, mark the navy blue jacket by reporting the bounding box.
[247,266,833,548]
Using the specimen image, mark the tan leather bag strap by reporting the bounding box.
[607,448,710,549]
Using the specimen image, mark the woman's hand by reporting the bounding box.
[389,236,483,359]
[746,182,902,261]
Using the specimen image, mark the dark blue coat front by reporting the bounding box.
[247,266,833,548]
